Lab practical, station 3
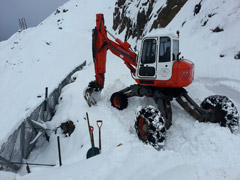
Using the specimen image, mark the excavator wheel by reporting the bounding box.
[110,92,128,110]
[135,105,166,150]
[201,95,239,133]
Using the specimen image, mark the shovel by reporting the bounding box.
[86,126,99,159]
[97,120,103,153]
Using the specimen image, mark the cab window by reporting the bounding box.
[141,39,156,64]
[173,40,179,61]
[159,37,171,62]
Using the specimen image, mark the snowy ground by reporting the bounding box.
[0,0,240,180]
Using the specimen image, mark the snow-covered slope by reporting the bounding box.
[0,0,114,143]
[1,0,240,180]
[166,0,240,77]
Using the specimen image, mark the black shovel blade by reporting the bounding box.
[86,147,100,159]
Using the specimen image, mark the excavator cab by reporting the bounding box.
[135,34,194,88]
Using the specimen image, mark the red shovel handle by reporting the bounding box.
[89,126,95,147]
[90,126,94,132]
[97,120,103,128]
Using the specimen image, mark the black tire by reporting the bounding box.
[110,92,128,110]
[201,95,239,132]
[135,105,166,150]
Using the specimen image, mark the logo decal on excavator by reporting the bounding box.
[179,71,190,81]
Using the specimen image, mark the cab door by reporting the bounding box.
[157,36,173,80]
[137,38,157,78]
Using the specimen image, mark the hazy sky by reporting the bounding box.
[0,0,69,42]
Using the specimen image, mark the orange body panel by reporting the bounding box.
[135,59,194,88]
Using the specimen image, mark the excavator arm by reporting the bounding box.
[84,14,137,106]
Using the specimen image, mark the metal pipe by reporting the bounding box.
[106,29,116,40]
[8,162,55,167]
[57,136,62,166]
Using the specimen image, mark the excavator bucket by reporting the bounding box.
[84,79,103,107]
[84,87,97,107]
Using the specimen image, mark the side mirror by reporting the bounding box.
[177,52,181,61]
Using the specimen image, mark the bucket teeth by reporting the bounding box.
[84,88,97,107]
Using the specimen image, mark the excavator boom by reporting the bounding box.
[84,14,137,106]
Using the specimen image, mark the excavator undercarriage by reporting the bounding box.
[110,85,213,129]
[109,85,239,150]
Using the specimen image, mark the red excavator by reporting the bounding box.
[84,14,239,150]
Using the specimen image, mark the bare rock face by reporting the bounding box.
[113,0,187,40]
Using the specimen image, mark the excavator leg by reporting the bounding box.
[155,98,172,129]
[176,92,209,122]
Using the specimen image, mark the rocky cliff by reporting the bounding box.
[113,0,187,40]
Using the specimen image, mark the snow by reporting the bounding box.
[1,0,240,179]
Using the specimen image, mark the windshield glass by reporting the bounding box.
[141,39,156,64]
[159,37,171,62]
